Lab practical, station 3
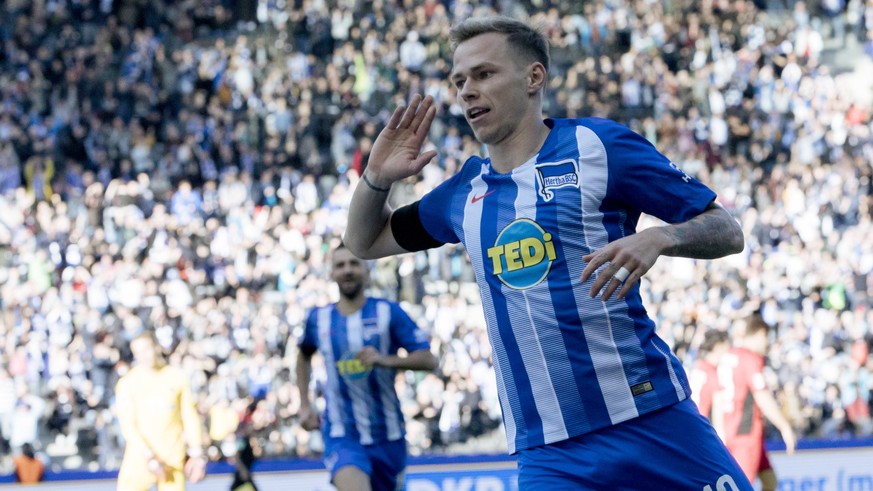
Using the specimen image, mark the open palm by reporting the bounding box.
[367,94,438,184]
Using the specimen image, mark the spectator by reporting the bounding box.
[13,443,45,484]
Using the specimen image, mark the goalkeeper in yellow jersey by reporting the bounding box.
[115,332,207,491]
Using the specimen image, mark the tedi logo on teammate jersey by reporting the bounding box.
[486,219,557,290]
[336,351,372,380]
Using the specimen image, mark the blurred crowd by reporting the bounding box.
[0,0,872,475]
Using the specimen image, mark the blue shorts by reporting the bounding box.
[324,436,407,491]
[517,399,753,490]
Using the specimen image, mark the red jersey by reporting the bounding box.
[718,347,766,442]
[689,359,719,420]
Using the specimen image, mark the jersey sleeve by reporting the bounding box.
[391,167,472,251]
[597,119,717,223]
[749,353,767,392]
[388,301,431,353]
[298,308,319,355]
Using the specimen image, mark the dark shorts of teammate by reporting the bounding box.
[324,436,407,491]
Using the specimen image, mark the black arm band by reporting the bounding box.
[391,201,444,252]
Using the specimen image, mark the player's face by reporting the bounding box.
[748,330,769,355]
[713,341,730,359]
[331,248,366,300]
[451,32,536,146]
[130,337,159,368]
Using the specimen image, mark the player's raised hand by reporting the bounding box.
[366,94,438,187]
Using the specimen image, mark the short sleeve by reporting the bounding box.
[298,308,319,354]
[417,165,473,245]
[596,120,717,223]
[388,302,430,353]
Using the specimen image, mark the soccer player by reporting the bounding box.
[344,15,752,489]
[718,313,797,491]
[296,243,438,491]
[690,330,731,424]
[115,332,207,491]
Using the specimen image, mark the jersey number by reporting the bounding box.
[703,474,740,491]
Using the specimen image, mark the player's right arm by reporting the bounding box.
[345,94,437,260]
[295,347,320,431]
[296,309,321,431]
[115,376,139,445]
[115,374,166,478]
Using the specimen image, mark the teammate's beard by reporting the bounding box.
[339,282,363,301]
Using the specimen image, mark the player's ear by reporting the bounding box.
[527,62,547,95]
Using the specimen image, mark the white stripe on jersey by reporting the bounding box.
[574,125,639,424]
[650,338,686,400]
[317,308,346,438]
[506,167,569,444]
[375,301,403,441]
[345,312,375,444]
[465,168,518,452]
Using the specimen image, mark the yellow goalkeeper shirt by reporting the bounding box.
[115,365,202,469]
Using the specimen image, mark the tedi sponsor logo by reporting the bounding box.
[486,219,557,290]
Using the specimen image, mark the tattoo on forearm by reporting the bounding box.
[661,207,744,259]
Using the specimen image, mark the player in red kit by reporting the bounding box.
[717,313,796,491]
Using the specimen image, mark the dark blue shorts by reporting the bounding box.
[324,436,407,491]
[517,399,753,490]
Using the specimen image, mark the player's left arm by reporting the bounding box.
[655,201,744,259]
[178,378,207,482]
[358,346,438,371]
[584,201,743,299]
[581,121,744,300]
[752,389,797,455]
[357,302,438,371]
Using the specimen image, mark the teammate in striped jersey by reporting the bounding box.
[345,14,752,490]
[296,243,437,491]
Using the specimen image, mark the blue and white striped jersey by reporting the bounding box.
[299,297,430,445]
[418,118,716,453]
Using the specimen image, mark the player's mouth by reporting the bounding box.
[467,107,490,123]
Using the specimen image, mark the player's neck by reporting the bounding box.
[337,294,366,315]
[136,361,165,371]
[487,117,551,174]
